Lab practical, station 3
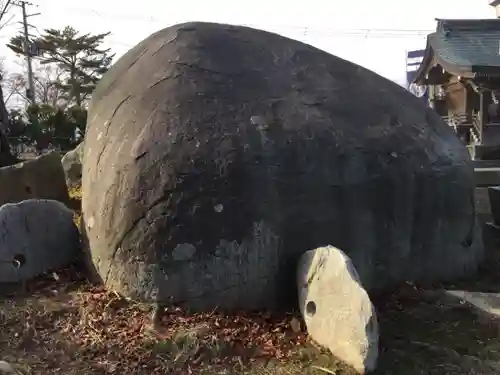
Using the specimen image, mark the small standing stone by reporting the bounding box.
[297,246,378,373]
[290,316,302,333]
[151,304,162,328]
[144,304,167,337]
[61,143,84,188]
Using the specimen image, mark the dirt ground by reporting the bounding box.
[1,188,500,375]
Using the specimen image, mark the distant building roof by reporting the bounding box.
[412,19,500,84]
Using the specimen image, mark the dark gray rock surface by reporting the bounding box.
[0,151,69,206]
[0,199,80,282]
[82,21,483,311]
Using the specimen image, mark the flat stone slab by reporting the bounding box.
[445,290,500,319]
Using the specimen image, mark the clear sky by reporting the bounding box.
[0,0,496,85]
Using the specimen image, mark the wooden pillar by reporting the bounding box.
[428,85,435,109]
[479,90,485,145]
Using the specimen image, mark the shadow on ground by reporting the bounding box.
[2,263,500,375]
[1,187,500,374]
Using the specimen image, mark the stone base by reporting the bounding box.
[444,290,500,320]
[488,186,500,225]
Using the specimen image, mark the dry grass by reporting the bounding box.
[67,187,82,228]
[3,274,500,375]
[0,268,349,375]
[1,186,500,374]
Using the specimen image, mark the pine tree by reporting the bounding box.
[8,26,114,107]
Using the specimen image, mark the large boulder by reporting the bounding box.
[82,22,483,311]
[0,199,80,283]
[297,246,378,373]
[61,142,84,188]
[0,151,69,206]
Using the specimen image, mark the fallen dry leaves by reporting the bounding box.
[6,185,500,374]
[0,266,312,374]
[0,185,322,374]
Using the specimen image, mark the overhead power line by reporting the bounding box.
[104,26,430,51]
[34,4,435,41]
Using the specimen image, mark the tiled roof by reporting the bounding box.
[412,19,500,83]
[431,19,500,71]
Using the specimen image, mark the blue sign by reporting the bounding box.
[406,49,425,86]
[406,49,428,102]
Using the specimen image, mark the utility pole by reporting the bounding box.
[13,0,39,106]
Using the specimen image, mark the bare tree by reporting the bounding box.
[4,61,67,108]
[35,63,66,107]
